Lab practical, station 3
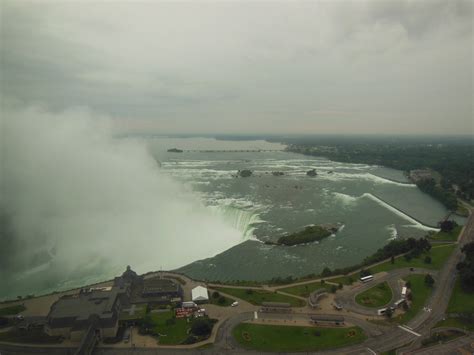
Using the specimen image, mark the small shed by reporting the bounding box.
[191,286,209,303]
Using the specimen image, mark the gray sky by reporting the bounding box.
[1,0,473,135]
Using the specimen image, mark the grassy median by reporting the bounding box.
[278,282,333,298]
[369,244,456,274]
[396,274,432,324]
[213,287,305,307]
[355,282,393,308]
[435,277,474,331]
[233,323,366,352]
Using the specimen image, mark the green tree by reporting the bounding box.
[425,274,435,287]
[191,319,212,336]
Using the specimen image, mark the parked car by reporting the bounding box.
[231,301,239,307]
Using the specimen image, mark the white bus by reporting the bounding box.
[401,286,407,298]
[360,275,374,283]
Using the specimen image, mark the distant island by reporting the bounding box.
[306,169,317,177]
[266,223,341,246]
[237,169,253,177]
[167,148,183,153]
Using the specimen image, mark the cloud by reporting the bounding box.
[0,0,472,134]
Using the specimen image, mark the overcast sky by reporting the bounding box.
[1,0,472,135]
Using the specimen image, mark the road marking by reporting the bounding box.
[398,325,421,337]
[254,311,258,320]
[366,347,377,355]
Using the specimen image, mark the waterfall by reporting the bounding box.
[209,205,263,238]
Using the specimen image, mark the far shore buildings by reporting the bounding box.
[45,266,183,342]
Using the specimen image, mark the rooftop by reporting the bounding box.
[143,277,180,294]
[48,287,122,323]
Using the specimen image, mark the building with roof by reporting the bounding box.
[310,315,344,325]
[45,286,124,341]
[260,302,292,313]
[142,277,183,299]
[191,286,209,303]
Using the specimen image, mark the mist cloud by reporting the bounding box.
[0,104,243,298]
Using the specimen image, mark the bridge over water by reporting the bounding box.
[183,149,284,153]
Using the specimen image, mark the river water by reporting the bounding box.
[149,137,452,282]
[0,137,457,300]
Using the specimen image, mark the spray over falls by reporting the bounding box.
[0,106,246,300]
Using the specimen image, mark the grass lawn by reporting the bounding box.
[434,277,474,331]
[421,329,465,348]
[149,310,191,345]
[213,287,305,307]
[0,304,26,316]
[324,244,456,287]
[232,323,367,352]
[394,274,432,324]
[278,282,332,298]
[428,226,462,242]
[208,291,235,307]
[355,282,393,308]
[446,278,474,314]
[435,317,474,331]
[369,244,456,274]
[327,275,355,285]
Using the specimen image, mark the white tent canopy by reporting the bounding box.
[192,286,209,302]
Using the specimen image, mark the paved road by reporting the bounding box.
[335,268,436,316]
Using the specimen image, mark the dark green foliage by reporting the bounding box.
[0,317,10,328]
[277,225,332,246]
[417,179,458,211]
[424,256,432,264]
[218,296,226,305]
[268,276,296,285]
[287,141,474,206]
[439,220,457,232]
[320,237,431,279]
[0,305,25,316]
[182,335,198,344]
[321,267,332,277]
[424,274,435,287]
[246,289,253,295]
[238,169,252,177]
[138,314,155,335]
[212,291,220,299]
[457,242,474,292]
[190,318,213,336]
